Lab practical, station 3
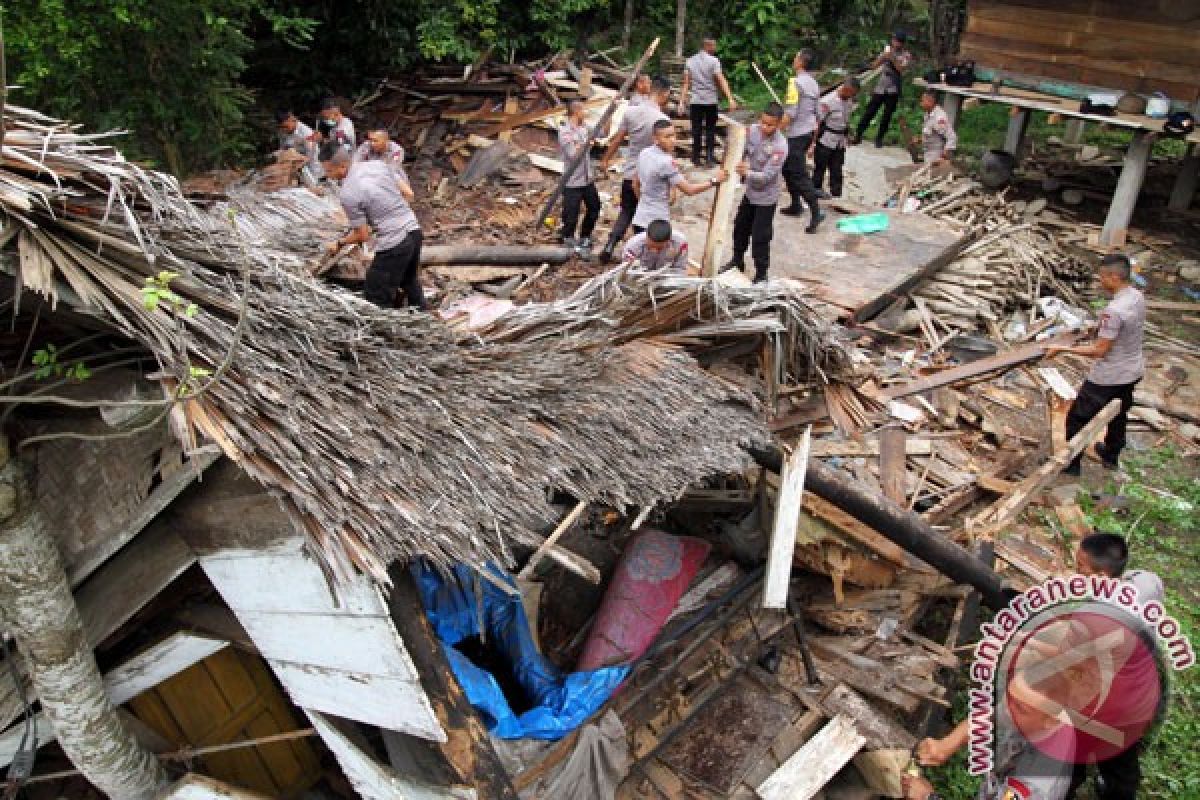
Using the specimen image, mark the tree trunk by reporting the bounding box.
[622,0,635,53]
[674,0,686,58]
[0,439,168,799]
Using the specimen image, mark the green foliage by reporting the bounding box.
[5,0,316,174]
[31,344,91,382]
[141,271,198,318]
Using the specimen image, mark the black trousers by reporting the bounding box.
[365,230,426,310]
[813,143,847,197]
[732,198,776,275]
[562,184,601,239]
[1065,378,1138,472]
[605,179,640,249]
[690,103,719,162]
[783,133,819,212]
[856,92,900,144]
[1067,744,1141,800]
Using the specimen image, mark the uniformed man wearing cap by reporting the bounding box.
[725,103,788,283]
[779,49,824,234]
[680,36,738,167]
[917,89,958,165]
[855,31,912,148]
[599,76,672,262]
[812,78,861,199]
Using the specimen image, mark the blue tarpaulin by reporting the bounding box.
[413,562,630,740]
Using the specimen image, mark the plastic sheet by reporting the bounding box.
[836,212,890,234]
[413,562,629,740]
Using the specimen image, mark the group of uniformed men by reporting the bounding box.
[277,35,960,307]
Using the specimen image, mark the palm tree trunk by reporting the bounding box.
[0,439,168,799]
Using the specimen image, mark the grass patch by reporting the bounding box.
[926,446,1200,799]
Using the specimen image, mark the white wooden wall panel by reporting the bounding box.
[273,664,443,739]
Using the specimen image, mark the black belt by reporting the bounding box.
[824,123,848,135]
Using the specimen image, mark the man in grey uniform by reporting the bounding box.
[918,90,958,165]
[321,147,425,310]
[599,76,671,262]
[558,99,601,254]
[276,110,322,185]
[855,31,912,148]
[1046,255,1145,475]
[727,103,788,283]
[680,37,738,166]
[629,72,653,107]
[622,220,690,272]
[632,119,726,232]
[779,49,824,233]
[319,97,356,152]
[813,78,861,198]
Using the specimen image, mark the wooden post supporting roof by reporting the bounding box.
[1003,109,1030,156]
[1101,131,1153,247]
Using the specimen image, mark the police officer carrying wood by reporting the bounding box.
[632,119,727,232]
[779,49,824,233]
[558,98,602,256]
[725,103,788,283]
[812,78,861,199]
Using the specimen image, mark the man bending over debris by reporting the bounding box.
[558,99,601,256]
[354,128,405,167]
[622,219,690,272]
[917,89,958,166]
[813,78,862,199]
[725,103,788,283]
[599,76,671,263]
[276,110,321,184]
[1046,254,1144,475]
[632,119,726,234]
[321,146,426,310]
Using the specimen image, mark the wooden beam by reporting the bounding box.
[702,116,747,277]
[879,427,907,505]
[1101,131,1153,247]
[764,427,811,609]
[943,92,963,128]
[801,493,909,568]
[881,339,1049,400]
[77,520,195,648]
[386,568,518,800]
[516,500,587,581]
[757,714,866,800]
[969,399,1122,535]
[1169,142,1199,212]
[305,711,476,800]
[154,774,273,799]
[851,231,978,324]
[1003,109,1031,156]
[1064,118,1086,145]
[809,439,933,458]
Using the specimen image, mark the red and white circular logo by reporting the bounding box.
[1003,605,1165,765]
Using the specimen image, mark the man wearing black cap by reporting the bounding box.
[855,32,912,148]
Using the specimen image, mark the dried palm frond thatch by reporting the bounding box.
[0,104,852,584]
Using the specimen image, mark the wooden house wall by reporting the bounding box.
[961,0,1200,103]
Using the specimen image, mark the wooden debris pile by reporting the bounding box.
[0,103,864,588]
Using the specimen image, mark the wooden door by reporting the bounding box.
[128,647,322,797]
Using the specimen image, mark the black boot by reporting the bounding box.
[780,202,804,216]
[599,240,616,264]
[752,267,768,283]
[720,258,746,273]
[805,209,826,234]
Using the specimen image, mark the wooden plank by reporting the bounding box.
[229,611,418,677]
[810,439,932,458]
[66,450,218,586]
[77,519,195,648]
[702,116,746,277]
[818,684,916,751]
[155,774,274,799]
[970,398,1121,535]
[881,340,1048,400]
[1101,131,1152,247]
[964,16,1200,66]
[517,500,588,581]
[801,494,909,568]
[879,427,906,505]
[853,749,909,798]
[764,427,811,609]
[0,633,228,766]
[305,711,476,800]
[273,663,439,739]
[756,714,866,800]
[851,231,977,325]
[200,553,384,616]
[969,1,1200,48]
[1146,299,1200,312]
[962,30,1200,80]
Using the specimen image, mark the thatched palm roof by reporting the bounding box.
[0,104,853,584]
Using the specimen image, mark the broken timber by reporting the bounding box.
[764,427,811,608]
[419,245,573,266]
[701,116,746,277]
[756,714,866,800]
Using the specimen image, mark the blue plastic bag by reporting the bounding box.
[836,212,890,234]
[413,562,629,740]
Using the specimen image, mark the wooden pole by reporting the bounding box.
[420,244,573,266]
[752,62,782,105]
[1003,108,1030,156]
[701,115,746,276]
[763,427,811,609]
[1101,131,1152,247]
[969,398,1122,536]
[674,0,686,58]
[386,568,519,800]
[746,445,1010,610]
[534,37,660,231]
[516,500,588,581]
